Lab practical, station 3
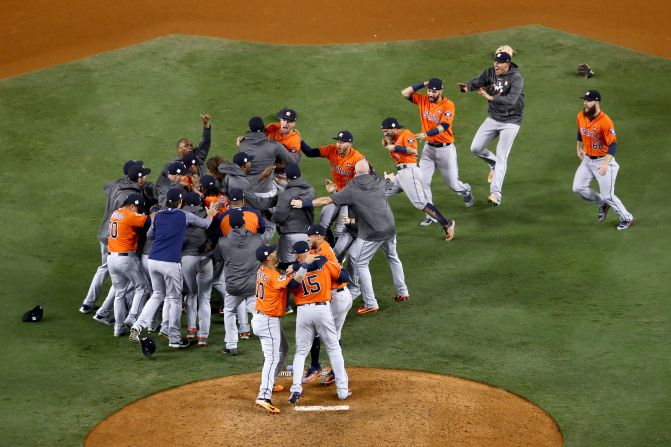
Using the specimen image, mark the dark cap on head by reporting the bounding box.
[181,154,201,168]
[201,175,216,189]
[123,193,145,208]
[128,164,151,181]
[183,192,201,206]
[333,130,354,143]
[233,152,255,167]
[229,208,245,229]
[285,163,301,180]
[123,160,144,175]
[166,188,183,203]
[381,117,403,129]
[582,90,601,101]
[292,240,310,254]
[306,224,326,236]
[167,162,187,176]
[228,187,244,202]
[428,78,444,90]
[249,116,266,132]
[256,244,277,262]
[277,108,297,122]
[495,52,512,63]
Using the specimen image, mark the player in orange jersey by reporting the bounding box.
[380,117,455,241]
[299,130,366,237]
[252,244,308,413]
[402,78,473,227]
[266,108,302,192]
[107,194,151,337]
[573,90,634,230]
[287,241,351,404]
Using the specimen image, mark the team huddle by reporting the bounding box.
[77,45,634,414]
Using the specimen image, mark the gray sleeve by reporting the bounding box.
[491,73,524,106]
[331,186,353,206]
[277,144,296,166]
[467,69,491,91]
[184,210,212,229]
[147,219,156,240]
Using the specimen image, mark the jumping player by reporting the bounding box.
[402,77,473,227]
[380,117,456,241]
[573,90,634,230]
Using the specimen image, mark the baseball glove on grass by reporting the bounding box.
[577,64,595,78]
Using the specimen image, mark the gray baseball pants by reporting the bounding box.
[386,164,429,209]
[347,235,409,309]
[252,312,288,401]
[470,116,521,200]
[319,204,347,237]
[572,156,633,221]
[419,143,471,203]
[181,255,213,338]
[224,294,255,349]
[108,253,149,335]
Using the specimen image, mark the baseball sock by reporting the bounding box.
[423,203,450,227]
[309,336,321,370]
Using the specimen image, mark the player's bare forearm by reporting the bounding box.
[312,197,333,207]
[401,86,415,98]
[576,142,584,160]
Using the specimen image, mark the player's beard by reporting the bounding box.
[584,104,597,117]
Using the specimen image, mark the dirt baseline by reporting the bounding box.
[85,368,562,447]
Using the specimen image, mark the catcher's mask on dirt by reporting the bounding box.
[141,337,156,359]
[22,305,43,322]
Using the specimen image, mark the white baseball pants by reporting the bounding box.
[330,287,353,339]
[252,312,288,401]
[572,156,633,221]
[224,294,255,349]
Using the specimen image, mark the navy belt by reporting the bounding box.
[108,252,131,256]
[396,163,414,171]
[587,155,604,160]
[427,142,449,148]
[297,302,327,307]
[335,287,345,292]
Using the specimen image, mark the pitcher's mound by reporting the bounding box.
[85,367,562,446]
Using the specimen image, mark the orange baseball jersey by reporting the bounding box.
[577,111,617,158]
[390,129,419,165]
[318,145,366,191]
[411,93,455,144]
[204,193,227,218]
[292,259,342,305]
[255,266,293,317]
[266,123,301,157]
[219,207,262,236]
[310,240,346,290]
[107,208,148,252]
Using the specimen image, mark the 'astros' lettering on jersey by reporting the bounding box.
[266,123,301,157]
[411,93,455,144]
[292,260,342,305]
[310,240,346,290]
[390,129,419,165]
[108,208,148,252]
[318,145,366,191]
[577,111,617,158]
[255,266,293,317]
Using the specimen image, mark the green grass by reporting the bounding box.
[1,25,669,446]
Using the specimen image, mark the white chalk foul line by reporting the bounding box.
[293,405,350,412]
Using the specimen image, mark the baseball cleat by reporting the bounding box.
[488,167,494,184]
[114,328,129,337]
[356,306,379,314]
[337,389,352,400]
[419,216,437,227]
[444,220,456,241]
[240,332,250,340]
[92,314,115,326]
[255,399,280,414]
[320,371,335,385]
[617,217,634,231]
[168,339,191,349]
[302,367,323,384]
[487,194,501,206]
[288,392,302,404]
[597,203,610,222]
[123,314,137,327]
[198,336,208,346]
[79,304,96,314]
[394,295,410,302]
[223,347,239,356]
[285,305,294,315]
[273,384,285,392]
[158,329,169,339]
[464,193,475,208]
[129,327,140,343]
[186,328,197,340]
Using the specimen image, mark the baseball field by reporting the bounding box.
[1,2,670,446]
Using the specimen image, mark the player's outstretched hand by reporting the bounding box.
[478,87,493,101]
[383,171,396,181]
[325,179,336,194]
[458,83,468,92]
[201,114,212,127]
[236,136,244,146]
[291,199,303,209]
[206,201,220,217]
[414,132,427,141]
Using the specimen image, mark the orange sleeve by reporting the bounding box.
[127,212,148,228]
[266,123,280,138]
[319,145,334,159]
[410,92,424,105]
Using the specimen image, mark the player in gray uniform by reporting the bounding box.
[272,163,314,268]
[293,159,409,314]
[459,51,525,206]
[217,152,254,194]
[180,192,214,346]
[212,209,264,355]
[129,188,218,348]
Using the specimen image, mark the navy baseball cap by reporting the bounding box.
[256,244,277,262]
[249,116,266,132]
[228,188,244,201]
[183,192,201,206]
[495,52,512,63]
[285,163,301,180]
[128,164,151,181]
[306,224,326,236]
[181,154,201,168]
[123,193,145,207]
[582,90,601,101]
[201,175,216,189]
[277,108,297,122]
[167,162,187,176]
[233,152,254,167]
[292,240,310,254]
[428,78,444,90]
[381,117,403,129]
[333,130,354,143]
[166,188,183,202]
[229,208,245,229]
[123,159,144,175]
